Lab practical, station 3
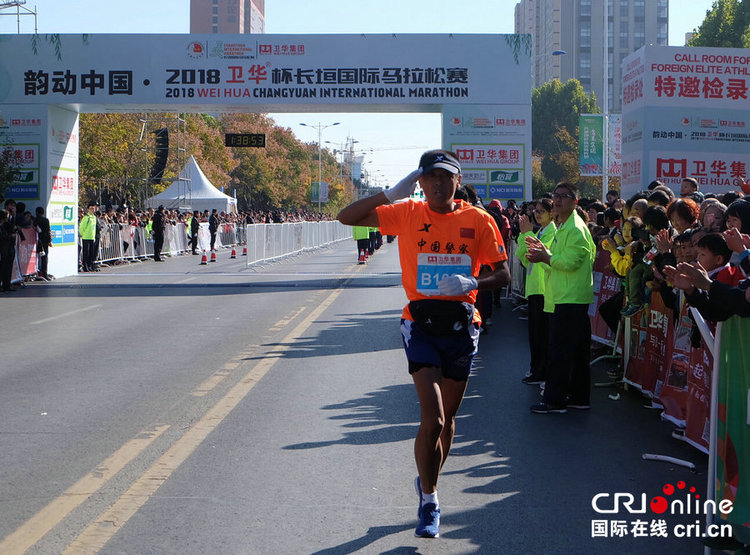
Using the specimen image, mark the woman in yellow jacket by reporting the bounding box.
[515,198,556,384]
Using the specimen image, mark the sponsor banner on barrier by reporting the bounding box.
[684,338,712,453]
[644,293,672,399]
[621,291,715,455]
[589,250,622,345]
[658,299,691,427]
[714,316,750,544]
[17,228,38,276]
[624,293,671,397]
[10,228,39,283]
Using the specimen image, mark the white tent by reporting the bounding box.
[146,156,237,213]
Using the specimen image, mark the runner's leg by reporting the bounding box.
[438,376,468,470]
[412,366,444,494]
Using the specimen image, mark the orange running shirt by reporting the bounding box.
[376,199,507,320]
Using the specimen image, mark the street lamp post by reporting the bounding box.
[325,137,358,190]
[531,49,566,87]
[300,121,340,214]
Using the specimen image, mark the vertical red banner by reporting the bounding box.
[16,228,39,277]
[658,299,691,427]
[589,250,622,344]
[684,340,712,453]
[624,292,671,397]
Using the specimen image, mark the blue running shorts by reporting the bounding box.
[400,319,480,381]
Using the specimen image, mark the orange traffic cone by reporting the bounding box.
[358,250,366,264]
[200,251,208,265]
[242,245,247,256]
[230,246,237,259]
[210,250,217,262]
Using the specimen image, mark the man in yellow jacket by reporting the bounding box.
[79,202,97,272]
[525,182,596,414]
[352,225,370,264]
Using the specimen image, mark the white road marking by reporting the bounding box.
[29,304,103,325]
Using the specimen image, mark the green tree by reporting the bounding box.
[79,113,148,204]
[532,79,599,195]
[689,0,750,47]
[77,109,349,214]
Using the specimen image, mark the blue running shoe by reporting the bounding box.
[415,502,440,538]
[414,476,423,518]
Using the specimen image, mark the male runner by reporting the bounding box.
[337,149,510,538]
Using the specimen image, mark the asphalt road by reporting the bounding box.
[0,240,714,554]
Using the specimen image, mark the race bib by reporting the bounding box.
[416,253,472,295]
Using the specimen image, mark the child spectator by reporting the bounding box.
[695,233,744,287]
[602,216,651,316]
[621,217,652,316]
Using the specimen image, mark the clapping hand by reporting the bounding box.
[654,229,673,254]
[601,238,616,253]
[723,227,750,253]
[525,235,550,264]
[661,265,695,292]
[518,214,533,234]
[678,261,712,291]
[662,262,712,293]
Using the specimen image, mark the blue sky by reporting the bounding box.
[0,0,717,188]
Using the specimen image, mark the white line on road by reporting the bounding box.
[29,304,103,325]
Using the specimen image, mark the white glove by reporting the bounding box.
[437,274,478,296]
[383,168,423,202]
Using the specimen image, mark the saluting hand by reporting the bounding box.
[384,168,423,203]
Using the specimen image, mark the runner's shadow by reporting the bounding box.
[248,310,404,359]
[309,525,415,555]
[284,384,418,450]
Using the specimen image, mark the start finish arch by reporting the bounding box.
[0,33,531,277]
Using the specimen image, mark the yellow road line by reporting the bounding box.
[62,279,354,554]
[268,305,307,332]
[0,424,169,555]
[190,305,308,397]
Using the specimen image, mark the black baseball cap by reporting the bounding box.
[419,149,461,175]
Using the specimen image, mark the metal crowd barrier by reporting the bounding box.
[507,239,527,299]
[91,221,347,268]
[96,222,189,265]
[244,221,349,266]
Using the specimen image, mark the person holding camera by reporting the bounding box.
[337,149,509,539]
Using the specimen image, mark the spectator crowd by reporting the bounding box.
[0,193,338,288]
[444,177,750,413]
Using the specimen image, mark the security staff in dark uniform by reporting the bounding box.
[152,205,166,261]
[209,209,219,251]
[34,206,52,279]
